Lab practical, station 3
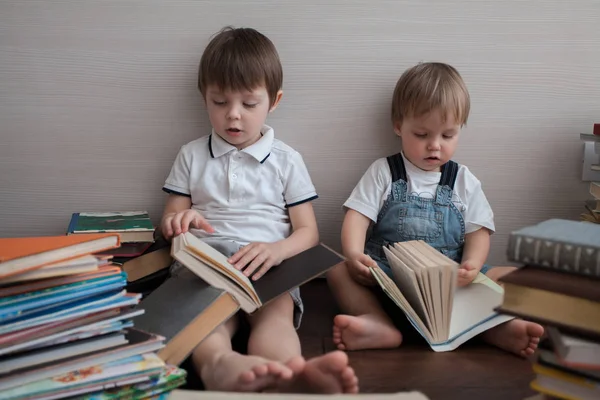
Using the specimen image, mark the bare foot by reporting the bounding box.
[201,353,293,392]
[332,314,402,350]
[279,351,359,394]
[482,319,544,357]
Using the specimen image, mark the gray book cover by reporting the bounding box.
[507,219,600,277]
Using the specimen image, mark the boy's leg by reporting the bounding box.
[326,262,402,350]
[192,315,294,392]
[247,292,358,394]
[481,266,545,357]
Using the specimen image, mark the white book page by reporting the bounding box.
[388,244,437,338]
[382,247,433,334]
[448,277,503,339]
[179,233,259,303]
[404,242,446,339]
[370,267,434,342]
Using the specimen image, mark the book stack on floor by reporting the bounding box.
[580,130,600,224]
[581,182,600,224]
[67,212,173,297]
[0,233,186,399]
[495,219,600,400]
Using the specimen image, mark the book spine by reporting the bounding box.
[507,234,600,278]
[66,213,80,235]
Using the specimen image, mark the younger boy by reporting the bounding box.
[161,26,358,393]
[327,62,544,356]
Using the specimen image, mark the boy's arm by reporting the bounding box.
[341,209,378,286]
[228,201,319,280]
[160,194,213,240]
[458,227,491,286]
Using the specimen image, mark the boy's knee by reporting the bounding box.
[247,294,294,326]
[326,261,349,283]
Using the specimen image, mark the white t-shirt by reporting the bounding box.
[343,153,495,234]
[163,125,318,245]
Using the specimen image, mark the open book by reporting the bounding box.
[370,240,513,352]
[172,233,342,313]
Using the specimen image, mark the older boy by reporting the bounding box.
[161,27,358,393]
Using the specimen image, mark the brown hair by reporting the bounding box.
[391,62,470,126]
[198,26,283,107]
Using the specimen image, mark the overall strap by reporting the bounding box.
[439,160,459,190]
[386,153,407,182]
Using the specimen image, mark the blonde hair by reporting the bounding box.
[391,62,470,126]
[198,26,283,107]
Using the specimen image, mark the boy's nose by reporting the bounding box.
[226,106,241,120]
[428,140,441,150]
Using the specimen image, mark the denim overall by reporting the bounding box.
[364,153,491,277]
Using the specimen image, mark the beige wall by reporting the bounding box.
[1,1,598,264]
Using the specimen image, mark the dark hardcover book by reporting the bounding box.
[133,273,239,366]
[171,232,343,314]
[506,219,600,277]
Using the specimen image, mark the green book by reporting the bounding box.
[67,212,155,243]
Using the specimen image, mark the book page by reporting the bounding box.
[382,247,433,334]
[387,244,437,338]
[370,267,434,343]
[447,276,504,339]
[180,233,259,305]
[403,242,446,339]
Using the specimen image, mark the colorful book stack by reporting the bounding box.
[0,233,186,400]
[495,219,600,400]
[67,212,173,297]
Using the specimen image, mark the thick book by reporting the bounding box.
[369,240,513,352]
[168,390,431,400]
[67,211,155,243]
[133,273,239,366]
[530,362,600,400]
[506,219,600,278]
[171,232,343,314]
[0,234,120,280]
[496,267,600,339]
[546,326,600,369]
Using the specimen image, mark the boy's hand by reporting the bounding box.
[457,260,480,287]
[347,254,378,286]
[228,242,284,281]
[161,209,214,240]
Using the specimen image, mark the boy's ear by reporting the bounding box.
[269,90,284,112]
[393,121,403,137]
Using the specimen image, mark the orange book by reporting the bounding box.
[0,233,120,279]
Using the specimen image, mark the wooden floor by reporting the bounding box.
[297,280,536,400]
[184,280,536,399]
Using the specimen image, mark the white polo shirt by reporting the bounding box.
[163,125,318,245]
[343,152,495,234]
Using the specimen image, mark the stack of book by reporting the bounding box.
[67,211,173,297]
[0,233,186,399]
[582,182,600,224]
[580,132,600,224]
[495,219,600,399]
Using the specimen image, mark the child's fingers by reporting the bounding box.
[170,212,185,235]
[233,245,262,271]
[251,259,275,281]
[228,243,253,264]
[242,253,268,278]
[191,215,215,233]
